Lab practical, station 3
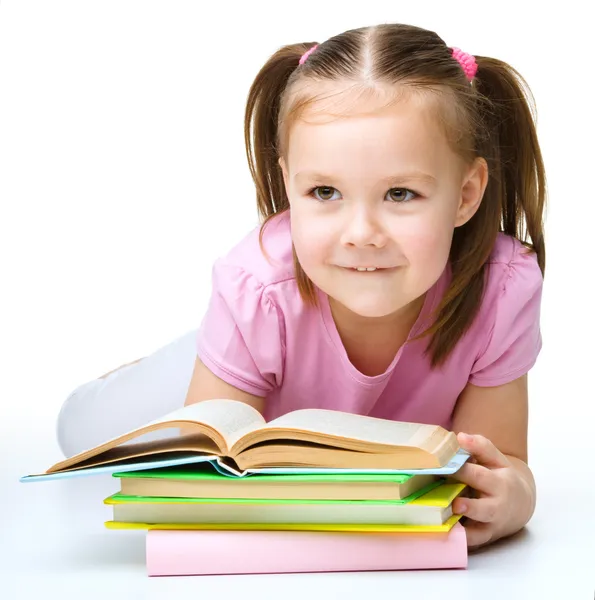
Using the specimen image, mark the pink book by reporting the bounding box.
[146,523,467,576]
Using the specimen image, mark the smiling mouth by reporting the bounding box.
[344,266,397,272]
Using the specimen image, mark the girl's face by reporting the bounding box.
[280,94,487,319]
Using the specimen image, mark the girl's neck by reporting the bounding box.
[328,294,426,376]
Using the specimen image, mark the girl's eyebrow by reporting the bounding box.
[294,170,437,186]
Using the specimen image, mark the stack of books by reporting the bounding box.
[106,467,468,575]
[21,399,471,576]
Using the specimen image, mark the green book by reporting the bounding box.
[112,464,441,501]
[108,479,440,505]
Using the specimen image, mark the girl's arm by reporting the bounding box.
[184,356,265,414]
[450,374,536,548]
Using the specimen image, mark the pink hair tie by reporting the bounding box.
[299,44,319,65]
[451,47,477,82]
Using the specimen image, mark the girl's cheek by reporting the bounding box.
[291,220,331,267]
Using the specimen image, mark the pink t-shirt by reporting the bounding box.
[196,212,543,428]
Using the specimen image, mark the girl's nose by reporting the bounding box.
[339,205,387,248]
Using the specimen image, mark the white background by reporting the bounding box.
[0,1,594,594]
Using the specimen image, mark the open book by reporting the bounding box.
[26,400,460,478]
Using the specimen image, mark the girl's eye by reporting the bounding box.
[310,186,340,202]
[386,188,418,203]
[307,186,419,203]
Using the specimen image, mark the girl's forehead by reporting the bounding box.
[287,98,444,153]
[283,99,465,178]
[284,82,445,145]
[282,83,464,169]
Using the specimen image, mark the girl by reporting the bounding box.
[57,23,545,549]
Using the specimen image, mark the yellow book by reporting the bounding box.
[409,482,466,507]
[105,513,463,533]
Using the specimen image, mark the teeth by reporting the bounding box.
[354,267,377,271]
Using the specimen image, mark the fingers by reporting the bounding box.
[452,496,500,523]
[453,496,499,547]
[462,520,493,549]
[451,462,499,495]
[450,434,515,549]
[457,433,510,469]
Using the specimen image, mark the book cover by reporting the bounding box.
[113,467,438,501]
[106,512,464,533]
[145,522,468,575]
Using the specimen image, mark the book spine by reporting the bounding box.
[146,523,467,576]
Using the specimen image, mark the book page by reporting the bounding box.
[173,399,266,451]
[263,409,437,448]
[142,399,263,431]
[43,399,266,475]
[44,431,221,475]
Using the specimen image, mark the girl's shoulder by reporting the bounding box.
[466,232,544,387]
[488,231,538,264]
[198,214,294,396]
[211,211,296,294]
[485,232,543,296]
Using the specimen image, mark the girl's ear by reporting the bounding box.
[455,157,489,227]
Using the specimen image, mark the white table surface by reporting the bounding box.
[2,423,593,600]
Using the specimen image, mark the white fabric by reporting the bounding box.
[56,329,198,457]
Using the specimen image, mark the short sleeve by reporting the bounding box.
[469,247,543,387]
[196,260,285,396]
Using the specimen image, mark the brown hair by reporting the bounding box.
[244,23,546,367]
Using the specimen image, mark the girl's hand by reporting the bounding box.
[450,432,534,548]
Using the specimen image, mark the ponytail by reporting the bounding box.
[474,56,546,273]
[244,42,317,221]
[420,57,547,365]
[244,42,320,300]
